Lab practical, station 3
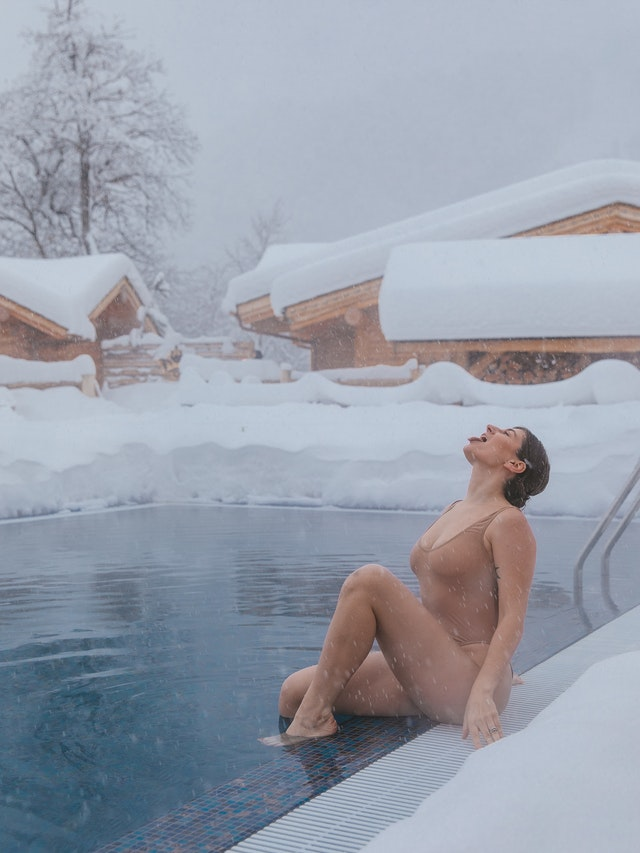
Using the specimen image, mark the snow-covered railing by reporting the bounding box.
[180,337,255,360]
[101,336,257,388]
[317,358,421,386]
[102,341,180,387]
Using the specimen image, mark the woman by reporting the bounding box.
[270,424,550,750]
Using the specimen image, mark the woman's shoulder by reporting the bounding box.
[489,505,535,539]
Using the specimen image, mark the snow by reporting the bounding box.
[317,359,419,383]
[379,233,640,340]
[0,353,95,385]
[0,357,639,520]
[361,651,640,853]
[225,242,329,308]
[0,253,152,339]
[180,351,282,383]
[223,159,640,315]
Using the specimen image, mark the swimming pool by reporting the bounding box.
[1,504,638,851]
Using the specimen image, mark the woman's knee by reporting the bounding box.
[342,563,392,596]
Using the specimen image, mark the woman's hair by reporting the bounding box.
[503,427,550,509]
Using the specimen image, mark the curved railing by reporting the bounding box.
[573,460,640,629]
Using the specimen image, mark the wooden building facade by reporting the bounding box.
[227,161,640,384]
[0,256,159,387]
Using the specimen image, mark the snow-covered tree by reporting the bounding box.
[0,0,197,276]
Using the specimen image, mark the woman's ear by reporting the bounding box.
[504,458,526,475]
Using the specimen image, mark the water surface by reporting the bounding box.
[0,504,638,851]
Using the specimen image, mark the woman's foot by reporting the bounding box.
[260,711,338,746]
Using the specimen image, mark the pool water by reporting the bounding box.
[1,504,638,852]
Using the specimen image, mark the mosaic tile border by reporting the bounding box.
[96,715,435,852]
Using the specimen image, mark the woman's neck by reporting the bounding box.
[464,466,510,506]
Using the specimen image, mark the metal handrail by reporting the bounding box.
[573,459,640,628]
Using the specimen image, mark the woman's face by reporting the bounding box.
[463,424,526,467]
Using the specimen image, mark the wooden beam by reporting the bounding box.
[236,294,279,325]
[0,294,69,339]
[285,279,381,330]
[89,277,129,320]
[235,279,382,334]
[391,336,640,355]
[510,203,640,238]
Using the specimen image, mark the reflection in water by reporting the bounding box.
[273,714,434,799]
[0,506,638,851]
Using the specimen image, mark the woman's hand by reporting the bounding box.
[462,688,503,749]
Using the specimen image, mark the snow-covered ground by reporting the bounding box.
[1,358,639,520]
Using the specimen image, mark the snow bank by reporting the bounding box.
[0,359,639,520]
[157,359,640,408]
[179,352,282,383]
[361,651,640,853]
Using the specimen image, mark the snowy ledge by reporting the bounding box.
[362,650,640,853]
[171,357,640,407]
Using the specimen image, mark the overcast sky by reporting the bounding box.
[1,0,640,270]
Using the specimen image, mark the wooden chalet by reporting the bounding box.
[0,254,160,388]
[224,159,640,383]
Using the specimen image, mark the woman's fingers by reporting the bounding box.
[463,716,503,749]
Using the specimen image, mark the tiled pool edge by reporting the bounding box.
[229,603,640,852]
[94,715,436,853]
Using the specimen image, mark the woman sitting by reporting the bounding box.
[271,424,550,749]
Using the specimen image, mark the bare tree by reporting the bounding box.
[0,0,197,277]
[224,203,309,367]
[159,263,236,338]
[224,201,289,275]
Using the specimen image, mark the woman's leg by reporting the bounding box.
[282,563,487,740]
[279,652,420,718]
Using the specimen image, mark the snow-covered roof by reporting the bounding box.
[379,233,640,341]
[223,243,328,310]
[0,253,152,340]
[223,159,640,316]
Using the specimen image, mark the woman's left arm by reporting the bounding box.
[462,509,536,748]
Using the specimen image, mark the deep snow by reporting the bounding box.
[1,358,638,521]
